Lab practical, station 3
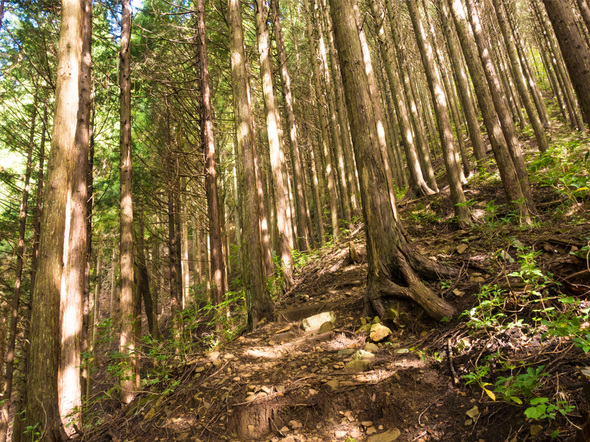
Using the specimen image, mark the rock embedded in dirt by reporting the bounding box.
[366,426,377,435]
[319,321,335,333]
[353,349,375,360]
[364,343,379,352]
[456,243,468,254]
[370,323,392,342]
[367,428,401,441]
[356,323,372,333]
[289,420,303,430]
[302,311,336,332]
[345,359,371,372]
[326,379,340,389]
[337,348,355,356]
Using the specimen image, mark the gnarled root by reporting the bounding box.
[366,251,456,321]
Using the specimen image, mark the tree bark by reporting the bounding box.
[437,0,486,164]
[450,0,531,221]
[330,0,456,321]
[255,0,295,288]
[376,0,436,197]
[228,0,274,330]
[303,0,339,241]
[406,0,470,223]
[271,0,312,251]
[465,0,535,220]
[119,0,138,405]
[543,0,590,127]
[197,0,226,305]
[26,0,83,437]
[493,0,548,152]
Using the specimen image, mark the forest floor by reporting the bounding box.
[85,130,590,442]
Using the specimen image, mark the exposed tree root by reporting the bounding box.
[366,242,457,321]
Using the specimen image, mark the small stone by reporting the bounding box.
[394,348,409,354]
[279,426,290,433]
[345,359,370,372]
[326,379,340,389]
[361,421,374,427]
[370,323,392,342]
[367,428,401,442]
[213,359,222,367]
[364,343,379,353]
[289,420,303,430]
[233,376,240,382]
[457,244,468,254]
[334,430,347,438]
[466,405,479,419]
[206,351,220,360]
[366,426,378,435]
[308,388,318,395]
[353,349,375,360]
[453,289,465,297]
[195,366,206,373]
[319,321,335,333]
[302,311,336,332]
[338,348,356,356]
[356,323,372,333]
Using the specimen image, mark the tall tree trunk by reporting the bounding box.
[533,0,585,130]
[437,0,486,164]
[507,7,550,129]
[61,0,92,429]
[450,0,531,221]
[406,0,470,223]
[26,0,83,437]
[320,0,360,216]
[136,203,154,336]
[543,0,590,127]
[180,204,190,307]
[109,246,118,328]
[0,93,37,442]
[303,0,339,241]
[493,0,548,152]
[465,0,535,220]
[229,0,274,330]
[271,0,311,251]
[87,252,101,402]
[315,0,353,226]
[353,0,399,217]
[375,0,436,197]
[255,0,295,288]
[330,0,456,321]
[197,0,226,305]
[119,0,138,405]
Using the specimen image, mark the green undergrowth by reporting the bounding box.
[459,246,587,437]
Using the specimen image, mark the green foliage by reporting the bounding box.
[524,397,575,421]
[24,422,41,442]
[461,284,508,330]
[530,139,590,216]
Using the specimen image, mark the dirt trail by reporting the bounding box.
[86,180,590,442]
